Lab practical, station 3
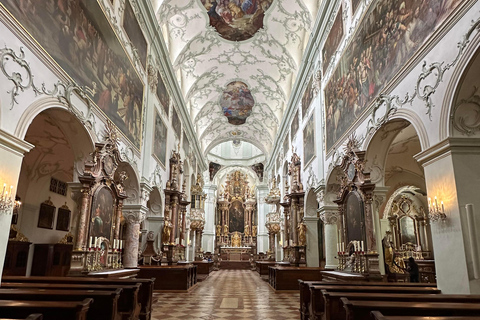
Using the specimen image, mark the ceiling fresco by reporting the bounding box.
[155,0,319,159]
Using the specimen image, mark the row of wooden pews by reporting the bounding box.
[269,266,325,291]
[1,275,155,320]
[298,279,480,320]
[0,315,43,320]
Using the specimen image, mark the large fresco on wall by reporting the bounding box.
[153,110,167,167]
[220,81,255,125]
[172,106,182,139]
[209,162,222,181]
[2,0,144,149]
[291,109,299,141]
[325,0,464,151]
[156,71,170,116]
[229,200,245,232]
[123,0,147,69]
[322,5,344,74]
[202,0,273,41]
[301,75,316,118]
[303,113,315,167]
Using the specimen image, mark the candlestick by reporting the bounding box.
[361,241,364,252]
[89,236,93,249]
[120,240,123,250]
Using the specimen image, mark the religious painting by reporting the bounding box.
[156,71,170,116]
[345,191,365,246]
[220,81,255,125]
[301,75,316,118]
[89,187,115,241]
[56,205,71,231]
[2,0,145,150]
[400,216,417,245]
[291,109,299,141]
[229,201,245,233]
[209,162,222,181]
[325,0,464,151]
[303,113,315,167]
[123,0,147,69]
[351,0,361,15]
[183,131,190,156]
[172,106,182,139]
[283,134,289,155]
[153,110,167,167]
[201,0,274,41]
[322,4,344,74]
[251,163,264,182]
[38,199,55,229]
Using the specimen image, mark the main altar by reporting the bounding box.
[215,170,257,267]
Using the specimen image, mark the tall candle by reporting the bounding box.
[361,241,364,252]
[89,236,93,248]
[120,240,123,250]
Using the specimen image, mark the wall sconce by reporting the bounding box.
[0,183,14,214]
[428,196,446,222]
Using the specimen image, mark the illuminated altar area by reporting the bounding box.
[215,171,257,264]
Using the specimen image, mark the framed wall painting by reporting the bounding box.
[283,134,289,155]
[38,198,55,229]
[56,203,71,231]
[1,0,145,150]
[183,131,190,156]
[123,0,148,69]
[291,109,299,142]
[153,109,167,167]
[301,76,315,119]
[172,106,182,139]
[303,113,315,167]
[156,71,170,116]
[322,4,344,74]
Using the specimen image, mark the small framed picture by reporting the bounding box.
[38,198,55,229]
[56,203,71,231]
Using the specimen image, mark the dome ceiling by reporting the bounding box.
[155,0,319,158]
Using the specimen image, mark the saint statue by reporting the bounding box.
[223,224,229,235]
[244,224,250,236]
[252,225,257,236]
[162,219,172,244]
[216,225,222,236]
[298,223,307,246]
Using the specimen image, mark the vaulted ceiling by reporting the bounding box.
[154,0,320,159]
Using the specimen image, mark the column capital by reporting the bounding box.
[123,210,146,224]
[319,211,339,225]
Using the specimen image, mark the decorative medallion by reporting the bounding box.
[202,0,274,41]
[220,81,255,125]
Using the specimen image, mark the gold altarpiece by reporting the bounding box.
[216,171,257,259]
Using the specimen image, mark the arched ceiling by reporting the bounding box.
[155,0,319,158]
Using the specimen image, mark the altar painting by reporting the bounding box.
[2,0,144,149]
[322,5,344,73]
[345,191,365,246]
[229,201,245,233]
[202,0,273,42]
[153,110,167,166]
[220,81,255,125]
[303,113,315,166]
[325,0,463,151]
[89,187,115,241]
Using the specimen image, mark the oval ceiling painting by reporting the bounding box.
[202,0,273,41]
[220,81,255,125]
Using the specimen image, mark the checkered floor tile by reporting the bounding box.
[151,269,299,319]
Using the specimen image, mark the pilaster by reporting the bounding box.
[319,206,339,269]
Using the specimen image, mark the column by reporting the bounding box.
[291,198,298,245]
[256,185,269,253]
[373,187,389,276]
[123,210,146,268]
[169,195,178,244]
[304,216,320,267]
[319,208,339,269]
[75,187,91,251]
[202,185,217,253]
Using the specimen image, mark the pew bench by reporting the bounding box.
[298,280,437,320]
[0,283,139,320]
[268,267,324,291]
[341,299,480,320]
[324,292,480,320]
[370,311,480,320]
[0,288,121,320]
[0,314,43,320]
[138,265,197,291]
[309,285,441,320]
[2,276,154,320]
[0,299,92,320]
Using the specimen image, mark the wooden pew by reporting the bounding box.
[309,285,441,320]
[0,288,121,320]
[298,280,437,320]
[341,298,480,320]
[371,311,480,320]
[0,314,43,320]
[0,299,92,320]
[324,292,480,320]
[2,276,154,320]
[268,267,324,291]
[137,265,197,291]
[0,283,139,320]
[256,261,277,275]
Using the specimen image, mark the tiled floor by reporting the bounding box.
[151,269,300,320]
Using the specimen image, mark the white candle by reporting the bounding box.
[89,236,93,248]
[120,240,123,250]
[341,243,344,252]
[361,241,364,252]
[337,243,339,252]
[94,237,98,248]
[114,239,118,250]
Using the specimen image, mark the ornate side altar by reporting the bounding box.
[265,176,281,260]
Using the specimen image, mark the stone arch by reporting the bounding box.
[147,187,163,217]
[324,165,343,206]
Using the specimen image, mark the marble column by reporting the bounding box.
[319,208,339,269]
[76,187,91,251]
[169,196,179,244]
[123,210,146,268]
[257,186,269,253]
[202,185,217,253]
[373,187,389,275]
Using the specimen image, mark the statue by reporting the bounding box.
[216,225,222,236]
[252,225,257,236]
[162,219,172,244]
[298,223,307,246]
[232,232,242,247]
[244,224,250,236]
[223,224,229,235]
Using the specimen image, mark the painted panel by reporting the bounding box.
[156,71,170,116]
[322,4,344,73]
[325,0,464,151]
[89,187,114,241]
[291,109,299,141]
[153,110,167,167]
[123,0,147,69]
[301,75,316,118]
[303,113,315,167]
[229,200,245,232]
[172,106,182,139]
[201,0,273,41]
[2,0,145,149]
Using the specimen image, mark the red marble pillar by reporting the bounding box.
[75,188,91,251]
[123,211,145,268]
[170,197,178,244]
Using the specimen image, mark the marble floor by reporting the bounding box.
[151,269,300,320]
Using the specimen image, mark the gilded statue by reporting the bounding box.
[252,225,257,236]
[232,232,242,247]
[244,224,250,236]
[162,219,172,244]
[298,223,307,246]
[223,224,229,235]
[216,225,222,236]
[383,237,405,273]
